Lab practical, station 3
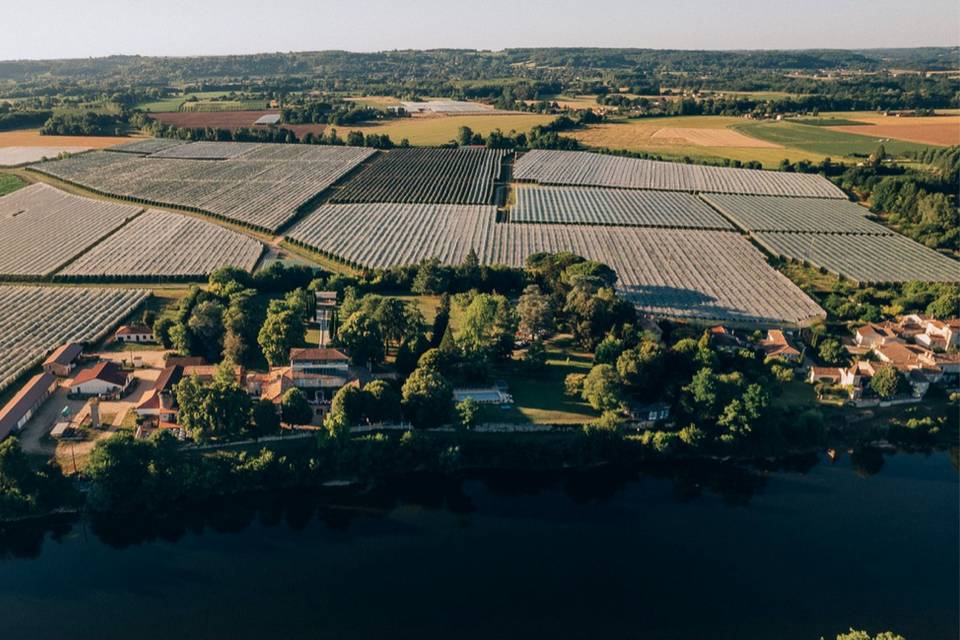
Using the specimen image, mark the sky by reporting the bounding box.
[0,0,956,60]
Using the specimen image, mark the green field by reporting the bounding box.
[731,120,936,156]
[181,100,269,112]
[0,173,25,196]
[136,91,233,112]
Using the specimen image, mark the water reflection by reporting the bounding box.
[0,448,951,557]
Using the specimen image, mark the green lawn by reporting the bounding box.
[731,121,935,157]
[491,335,598,425]
[771,380,818,410]
[0,173,25,196]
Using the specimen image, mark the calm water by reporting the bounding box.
[1,451,957,640]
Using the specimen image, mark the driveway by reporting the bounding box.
[18,385,83,456]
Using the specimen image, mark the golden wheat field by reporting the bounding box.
[827,114,960,147]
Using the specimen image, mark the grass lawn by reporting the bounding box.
[491,335,598,425]
[772,380,818,410]
[336,113,556,146]
[731,120,935,157]
[0,172,25,196]
[777,261,843,294]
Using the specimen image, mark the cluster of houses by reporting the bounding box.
[808,314,959,403]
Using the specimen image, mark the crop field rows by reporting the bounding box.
[287,203,824,325]
[514,149,846,199]
[700,193,892,234]
[511,185,733,229]
[59,210,263,279]
[30,143,376,231]
[106,139,189,155]
[149,141,263,160]
[332,148,505,204]
[287,203,496,268]
[0,183,142,278]
[0,286,149,391]
[754,232,960,284]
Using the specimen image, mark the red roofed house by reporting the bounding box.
[759,330,802,362]
[0,372,58,441]
[43,343,83,377]
[854,323,903,349]
[114,324,155,344]
[914,317,960,352]
[69,361,134,398]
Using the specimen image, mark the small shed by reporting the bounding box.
[43,343,83,377]
[254,113,282,126]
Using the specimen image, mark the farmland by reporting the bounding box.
[29,142,376,232]
[147,111,327,137]
[755,232,960,284]
[332,148,505,204]
[0,146,91,167]
[823,113,960,147]
[287,202,825,325]
[59,210,263,280]
[701,194,890,234]
[511,185,733,229]
[0,129,133,149]
[329,113,555,146]
[135,91,233,112]
[568,116,826,166]
[287,203,497,269]
[0,285,149,391]
[0,173,24,195]
[0,183,142,278]
[514,149,846,198]
[730,120,936,156]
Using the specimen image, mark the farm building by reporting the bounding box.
[114,325,155,343]
[70,361,133,398]
[42,343,83,377]
[254,113,281,126]
[0,372,58,441]
[399,100,494,115]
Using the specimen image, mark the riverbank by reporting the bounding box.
[1,449,956,640]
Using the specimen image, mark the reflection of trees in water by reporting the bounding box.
[850,448,886,478]
[1,455,834,552]
[950,447,959,474]
[0,515,74,560]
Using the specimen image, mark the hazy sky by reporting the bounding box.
[1,0,956,60]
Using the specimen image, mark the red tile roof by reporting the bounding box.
[72,361,129,387]
[289,348,350,362]
[0,372,56,440]
[116,324,153,336]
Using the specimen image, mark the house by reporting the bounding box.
[808,367,842,384]
[69,361,134,398]
[912,317,960,351]
[246,367,296,405]
[42,343,83,377]
[873,342,942,383]
[627,402,672,424]
[289,347,355,401]
[853,323,903,349]
[134,365,183,421]
[114,324,155,344]
[759,330,801,361]
[0,372,58,441]
[708,326,744,352]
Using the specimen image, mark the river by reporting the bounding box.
[1,450,957,640]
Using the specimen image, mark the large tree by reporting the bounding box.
[516,284,554,340]
[870,366,905,399]
[258,309,306,366]
[401,365,454,428]
[280,388,313,425]
[581,364,623,412]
